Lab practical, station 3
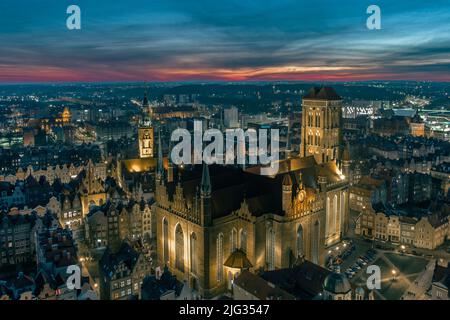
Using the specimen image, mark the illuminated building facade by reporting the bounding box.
[138,91,155,158]
[300,87,343,164]
[80,160,106,216]
[152,87,349,298]
[138,124,154,158]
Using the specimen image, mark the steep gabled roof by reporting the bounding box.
[303,87,341,101]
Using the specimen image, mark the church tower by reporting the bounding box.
[138,90,154,158]
[300,87,342,164]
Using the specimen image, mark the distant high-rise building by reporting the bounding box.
[61,107,71,124]
[23,128,35,147]
[224,107,239,128]
[300,87,343,164]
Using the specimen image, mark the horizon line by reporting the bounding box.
[1,79,448,86]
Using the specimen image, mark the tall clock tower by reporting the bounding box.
[138,90,154,158]
[300,87,342,164]
[138,123,154,158]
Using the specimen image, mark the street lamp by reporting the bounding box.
[391,269,397,281]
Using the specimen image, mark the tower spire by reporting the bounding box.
[143,83,149,107]
[167,138,174,183]
[200,163,211,196]
[156,129,164,181]
[200,162,212,226]
[285,105,292,159]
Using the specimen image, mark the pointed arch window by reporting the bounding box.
[190,232,197,274]
[175,224,184,272]
[312,221,320,264]
[163,217,169,264]
[231,228,238,252]
[296,225,303,257]
[266,227,275,270]
[239,228,247,253]
[216,233,224,282]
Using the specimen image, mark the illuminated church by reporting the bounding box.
[152,87,350,298]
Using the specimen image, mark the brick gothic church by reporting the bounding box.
[152,87,350,298]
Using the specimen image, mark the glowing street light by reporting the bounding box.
[391,269,397,281]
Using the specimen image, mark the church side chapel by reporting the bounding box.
[152,87,351,298]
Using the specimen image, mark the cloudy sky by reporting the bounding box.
[0,0,449,82]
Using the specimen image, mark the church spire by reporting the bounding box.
[142,84,149,107]
[285,105,292,159]
[200,162,212,226]
[167,139,174,183]
[200,163,211,196]
[156,129,164,181]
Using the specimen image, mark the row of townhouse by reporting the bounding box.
[0,160,107,185]
[355,207,449,250]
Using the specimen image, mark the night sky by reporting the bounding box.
[1,0,449,82]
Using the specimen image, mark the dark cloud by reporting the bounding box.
[0,0,449,81]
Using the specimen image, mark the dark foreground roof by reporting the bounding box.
[234,270,295,300]
[261,260,331,300]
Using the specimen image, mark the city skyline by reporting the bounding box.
[1,0,450,83]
